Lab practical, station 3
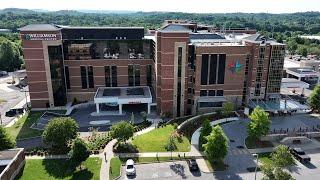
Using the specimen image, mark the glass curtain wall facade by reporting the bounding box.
[48,46,67,106]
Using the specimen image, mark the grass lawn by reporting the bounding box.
[258,152,273,165]
[110,157,121,180]
[17,157,101,180]
[6,110,67,140]
[132,125,191,152]
[245,137,274,149]
[6,111,43,140]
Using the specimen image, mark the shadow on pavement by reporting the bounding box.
[190,170,201,177]
[169,163,187,179]
[303,162,317,169]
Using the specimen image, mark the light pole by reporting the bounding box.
[20,88,29,109]
[253,153,259,180]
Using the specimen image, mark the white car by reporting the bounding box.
[125,159,136,176]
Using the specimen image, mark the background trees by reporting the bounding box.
[0,37,23,72]
[0,125,15,150]
[308,85,320,112]
[248,107,270,140]
[203,125,228,163]
[42,117,79,153]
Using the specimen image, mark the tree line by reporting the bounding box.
[0,9,319,71]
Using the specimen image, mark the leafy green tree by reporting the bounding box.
[222,102,234,117]
[42,117,79,153]
[203,125,228,162]
[274,168,294,180]
[0,37,23,72]
[165,136,177,159]
[271,145,296,168]
[130,112,135,125]
[287,40,298,54]
[69,137,90,169]
[199,119,212,151]
[297,46,308,57]
[308,85,320,112]
[110,121,134,142]
[248,107,270,140]
[0,125,15,150]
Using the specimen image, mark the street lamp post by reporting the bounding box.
[20,89,29,109]
[253,153,259,180]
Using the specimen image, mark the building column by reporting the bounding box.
[119,104,123,115]
[96,103,100,114]
[147,103,151,114]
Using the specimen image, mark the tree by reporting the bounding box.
[199,119,212,151]
[203,125,228,162]
[0,125,15,150]
[42,117,79,153]
[287,40,298,54]
[273,168,294,180]
[222,102,234,117]
[0,38,23,72]
[110,121,134,142]
[69,138,90,169]
[248,107,270,140]
[165,136,177,159]
[140,111,147,122]
[297,46,308,57]
[271,145,296,168]
[308,85,320,112]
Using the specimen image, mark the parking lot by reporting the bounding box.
[120,161,214,180]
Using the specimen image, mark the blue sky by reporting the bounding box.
[0,0,319,13]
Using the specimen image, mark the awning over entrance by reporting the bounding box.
[94,86,153,115]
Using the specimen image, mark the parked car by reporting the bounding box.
[125,159,136,176]
[290,147,311,163]
[187,158,199,171]
[5,108,24,117]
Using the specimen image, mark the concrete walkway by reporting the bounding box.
[100,139,117,180]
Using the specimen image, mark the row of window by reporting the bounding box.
[65,65,152,89]
[199,102,223,108]
[200,90,224,97]
[201,54,226,85]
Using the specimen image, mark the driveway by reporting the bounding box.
[120,161,214,180]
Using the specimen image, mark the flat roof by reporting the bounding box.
[94,86,152,104]
[287,68,320,75]
[18,24,61,31]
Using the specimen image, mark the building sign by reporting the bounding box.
[24,34,58,41]
[228,60,242,74]
[128,101,141,104]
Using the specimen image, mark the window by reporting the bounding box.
[128,65,134,86]
[209,54,217,84]
[199,102,223,108]
[65,66,70,89]
[87,66,94,88]
[80,66,87,89]
[200,90,207,96]
[187,99,192,104]
[188,88,192,94]
[201,54,209,85]
[111,66,117,87]
[134,65,140,86]
[147,65,152,86]
[217,90,224,96]
[128,65,140,86]
[217,54,226,84]
[176,47,183,117]
[208,90,215,96]
[105,66,111,87]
